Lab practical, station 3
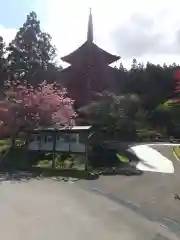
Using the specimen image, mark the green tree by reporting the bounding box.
[7,11,58,85]
[0,36,7,97]
[79,92,141,141]
[120,59,177,111]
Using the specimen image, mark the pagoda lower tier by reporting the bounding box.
[58,65,120,108]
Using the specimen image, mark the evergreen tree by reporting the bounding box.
[0,36,7,96]
[119,59,178,110]
[7,11,58,85]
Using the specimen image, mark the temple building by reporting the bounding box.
[59,9,120,108]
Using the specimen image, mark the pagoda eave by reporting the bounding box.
[61,41,120,65]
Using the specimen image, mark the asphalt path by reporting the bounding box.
[1,178,179,240]
[0,144,180,239]
[78,144,180,239]
[149,145,178,163]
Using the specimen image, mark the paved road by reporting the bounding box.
[0,144,180,240]
[78,145,180,239]
[0,178,179,240]
[149,145,177,163]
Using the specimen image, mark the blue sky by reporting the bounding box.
[0,0,45,28]
[0,0,180,68]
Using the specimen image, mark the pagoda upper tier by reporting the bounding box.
[61,8,120,66]
[61,41,120,66]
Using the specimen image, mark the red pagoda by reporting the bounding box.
[59,9,120,108]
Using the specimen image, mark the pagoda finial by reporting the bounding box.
[87,8,93,42]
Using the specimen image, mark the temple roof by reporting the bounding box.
[61,41,120,65]
[61,9,120,66]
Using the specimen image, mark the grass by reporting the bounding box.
[35,153,86,171]
[116,153,130,163]
[0,139,11,153]
[0,139,10,146]
[173,146,180,159]
[37,160,52,169]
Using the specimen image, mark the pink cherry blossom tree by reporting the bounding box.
[0,80,76,138]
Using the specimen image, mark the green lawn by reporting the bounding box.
[0,139,10,146]
[116,153,130,163]
[0,139,11,151]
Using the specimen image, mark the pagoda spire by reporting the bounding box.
[87,8,93,42]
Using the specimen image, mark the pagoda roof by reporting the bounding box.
[61,41,120,65]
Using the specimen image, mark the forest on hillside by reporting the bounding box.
[0,11,180,140]
[0,11,178,101]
